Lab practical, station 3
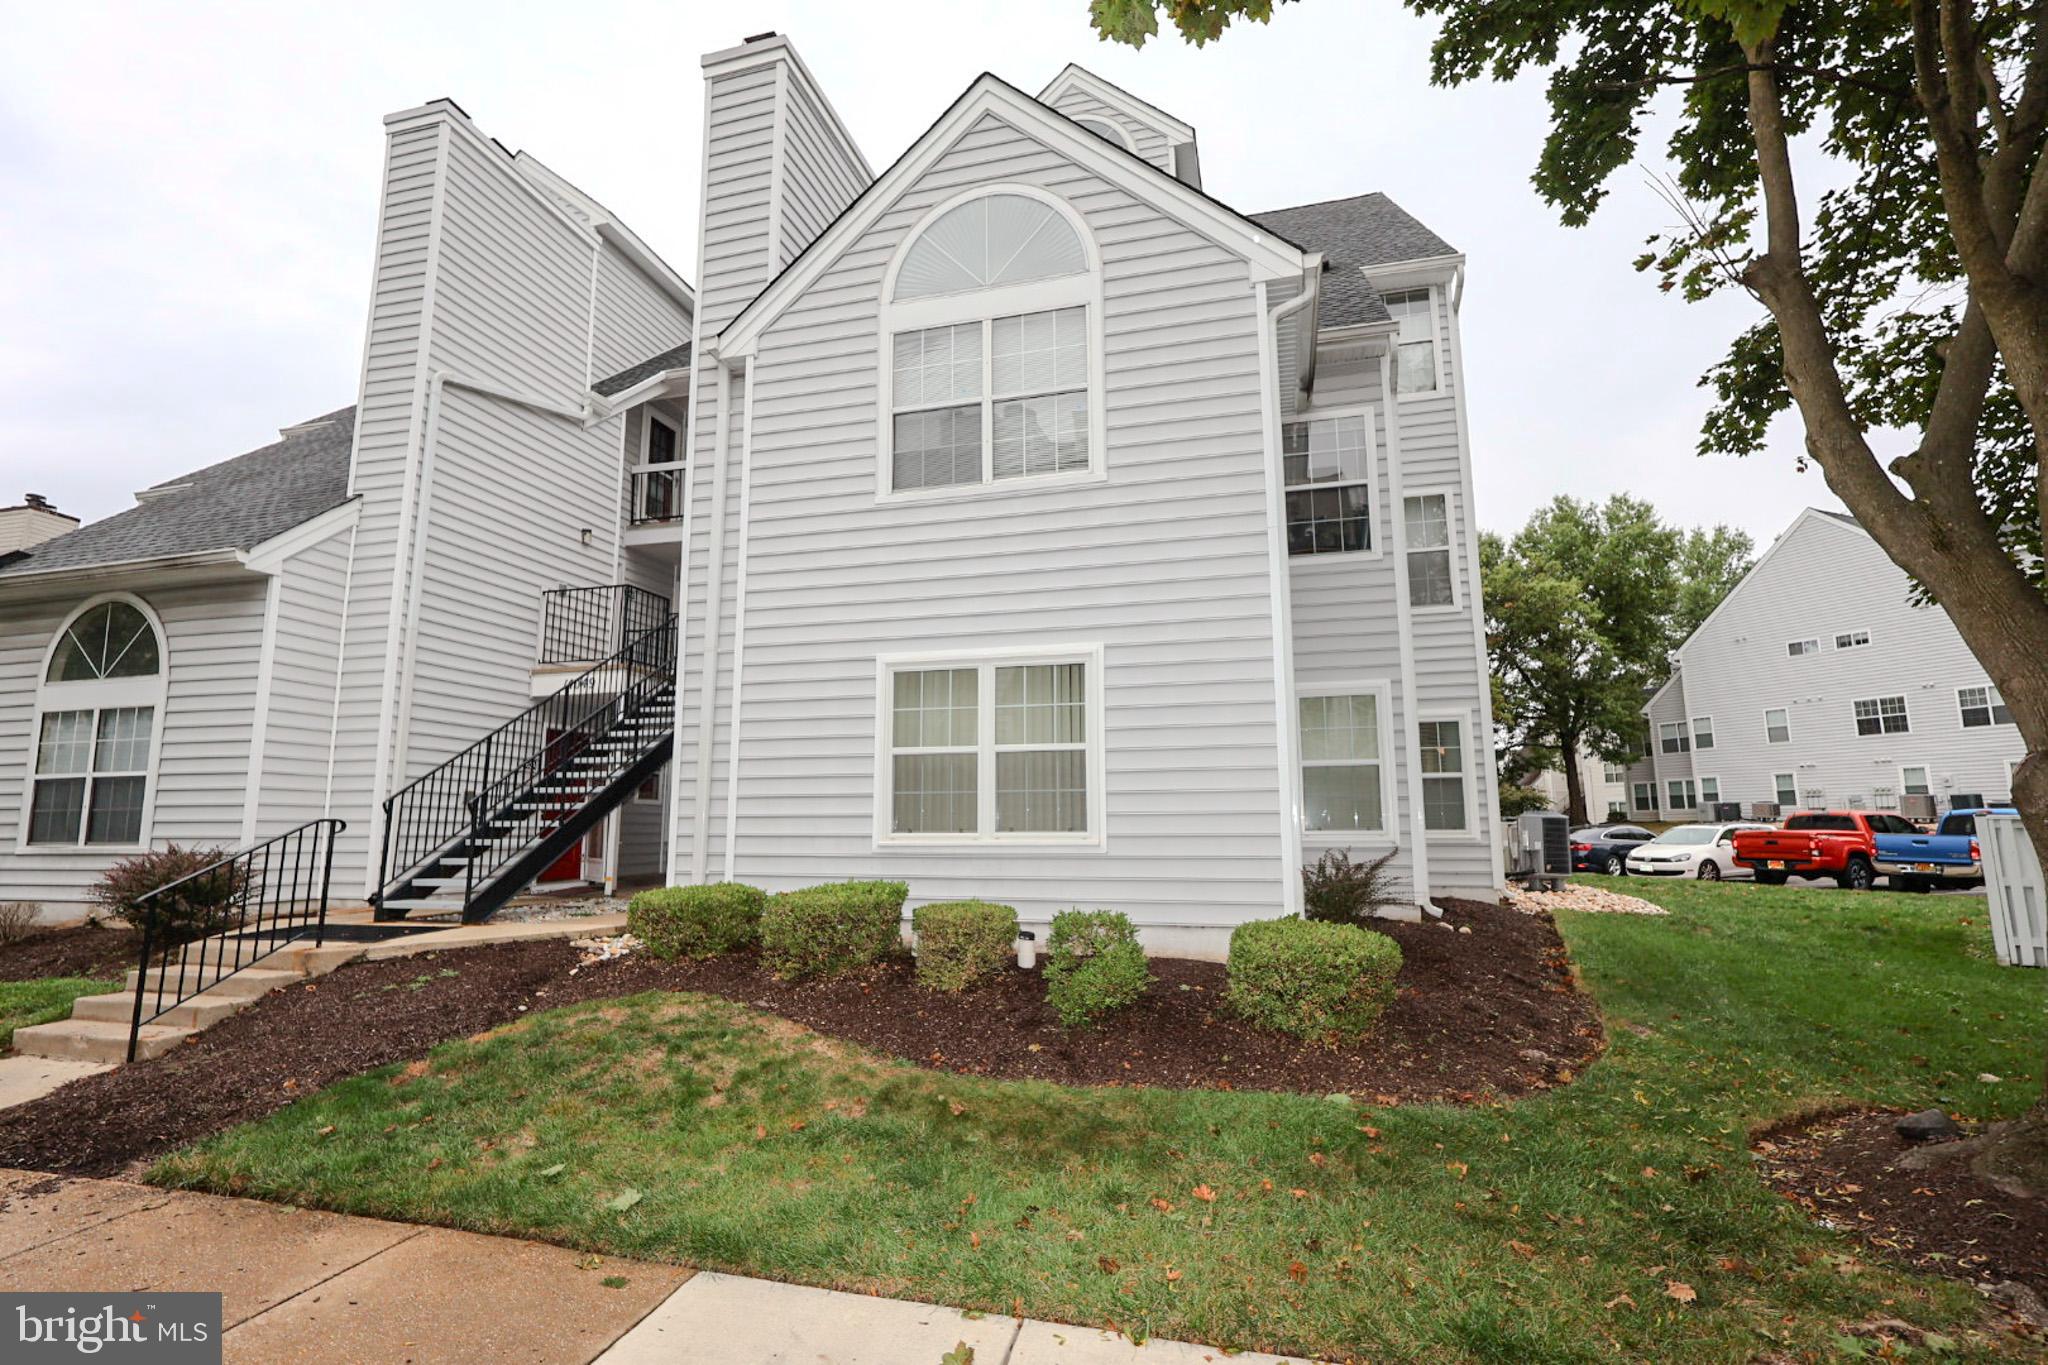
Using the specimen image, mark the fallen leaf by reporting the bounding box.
[1288,1260,1308,1282]
[1192,1185,1216,1202]
[969,1232,981,1249]
[1097,1256,1119,1274]
[1604,1293,1636,1311]
[1149,1197,1175,1213]
[941,1343,975,1365]
[538,1163,567,1179]
[1507,1240,1536,1260]
[1665,1281,1697,1304]
[316,1125,335,1138]
[1289,1188,1309,1199]
[606,1189,643,1212]
[1165,1268,1182,1282]
[1360,1125,1381,1139]
[1445,1161,1468,1180]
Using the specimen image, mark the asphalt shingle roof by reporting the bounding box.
[1249,193,1458,329]
[1,407,356,577]
[593,341,692,398]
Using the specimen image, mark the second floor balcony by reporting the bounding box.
[537,583,673,669]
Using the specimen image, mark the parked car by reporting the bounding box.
[1623,822,1775,880]
[1570,824,1658,874]
[1730,810,1922,889]
[1873,806,2016,892]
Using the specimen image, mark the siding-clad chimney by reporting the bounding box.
[0,493,80,554]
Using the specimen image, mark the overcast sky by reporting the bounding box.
[0,0,1853,546]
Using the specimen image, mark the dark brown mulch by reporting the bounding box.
[1754,1109,2048,1298]
[0,924,139,982]
[0,896,1598,1179]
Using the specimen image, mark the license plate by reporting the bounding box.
[1767,861,1786,870]
[1914,863,1941,872]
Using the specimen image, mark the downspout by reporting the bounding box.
[1257,276,1315,917]
[1381,349,1445,919]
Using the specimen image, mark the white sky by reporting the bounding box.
[0,0,1853,544]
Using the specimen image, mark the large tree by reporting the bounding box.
[1093,0,2048,1183]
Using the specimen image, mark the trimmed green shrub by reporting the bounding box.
[912,900,1018,993]
[759,880,909,980]
[1226,917,1403,1043]
[90,845,244,945]
[1043,909,1151,1029]
[627,883,765,959]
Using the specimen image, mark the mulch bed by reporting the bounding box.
[1753,1110,2048,1300]
[0,925,138,982]
[0,896,1598,1179]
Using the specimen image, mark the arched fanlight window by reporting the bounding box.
[1074,117,1132,152]
[29,596,165,847]
[892,193,1090,302]
[881,188,1105,497]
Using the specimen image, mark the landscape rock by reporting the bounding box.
[1503,885,1667,917]
[1894,1108,1962,1142]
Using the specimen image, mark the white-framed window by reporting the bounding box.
[1666,777,1698,810]
[1072,116,1132,152]
[876,645,1104,845]
[1834,629,1871,650]
[1691,716,1715,751]
[1900,765,1931,797]
[1773,772,1798,808]
[1958,685,2013,728]
[1698,776,1720,807]
[1602,762,1628,785]
[1284,410,1376,557]
[1403,491,1456,606]
[1632,782,1655,813]
[1298,684,1393,837]
[1787,638,1820,657]
[1417,716,1471,832]
[878,187,1104,500]
[1764,707,1791,744]
[632,408,685,523]
[1383,287,1440,395]
[26,595,166,849]
[1658,721,1689,754]
[1853,695,1910,736]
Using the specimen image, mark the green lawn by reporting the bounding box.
[0,977,119,1050]
[152,881,2047,1361]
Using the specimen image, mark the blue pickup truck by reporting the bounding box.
[1873,806,2016,891]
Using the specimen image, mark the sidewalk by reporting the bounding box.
[0,1170,1322,1363]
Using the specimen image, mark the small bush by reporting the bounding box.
[627,883,765,959]
[90,846,245,945]
[0,902,40,944]
[1302,848,1405,926]
[1043,909,1151,1029]
[912,900,1018,992]
[759,880,908,980]
[1226,917,1403,1043]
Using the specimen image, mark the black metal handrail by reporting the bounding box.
[628,466,684,525]
[127,817,343,1062]
[539,584,671,665]
[373,616,677,913]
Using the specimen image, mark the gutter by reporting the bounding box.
[0,547,251,596]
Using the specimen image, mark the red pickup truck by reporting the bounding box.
[1730,810,1922,890]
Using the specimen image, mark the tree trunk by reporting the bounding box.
[1561,739,1588,827]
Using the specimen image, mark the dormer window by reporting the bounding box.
[880,189,1105,498]
[1074,117,1132,152]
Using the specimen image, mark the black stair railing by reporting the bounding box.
[126,817,343,1063]
[373,615,677,916]
[538,584,671,665]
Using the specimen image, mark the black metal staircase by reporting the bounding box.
[371,616,677,923]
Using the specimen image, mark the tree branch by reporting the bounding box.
[1591,62,1906,98]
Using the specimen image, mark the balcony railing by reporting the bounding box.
[538,584,672,665]
[629,466,685,525]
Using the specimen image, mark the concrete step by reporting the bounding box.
[13,1017,193,1064]
[123,965,302,999]
[68,990,250,1030]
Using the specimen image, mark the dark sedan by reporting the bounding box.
[1570,824,1657,874]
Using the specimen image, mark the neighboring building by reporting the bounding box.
[0,495,79,556]
[1635,508,2024,821]
[0,34,1500,945]
[1527,745,1634,823]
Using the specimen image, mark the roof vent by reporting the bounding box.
[24,493,52,510]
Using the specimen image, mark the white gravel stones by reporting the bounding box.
[1504,884,1668,917]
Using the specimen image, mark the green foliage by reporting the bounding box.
[758,881,908,981]
[1300,848,1405,927]
[627,883,765,960]
[1498,783,1554,822]
[911,901,1019,993]
[0,976,122,1050]
[1042,909,1151,1029]
[1226,917,1403,1042]
[90,845,245,944]
[1089,0,1289,47]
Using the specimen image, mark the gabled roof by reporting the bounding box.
[593,341,693,398]
[0,407,356,578]
[1036,64,1195,143]
[1250,193,1457,328]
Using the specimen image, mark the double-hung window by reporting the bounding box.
[1691,716,1714,751]
[1403,493,1455,605]
[882,649,1100,843]
[1299,691,1388,834]
[1853,695,1910,736]
[1764,707,1790,743]
[1698,776,1720,806]
[1418,718,1469,831]
[1667,778,1698,810]
[1633,782,1655,813]
[1958,685,2012,728]
[1383,288,1439,395]
[1284,413,1374,556]
[1774,772,1798,808]
[1658,721,1689,754]
[28,598,164,848]
[1602,762,1628,784]
[883,191,1100,496]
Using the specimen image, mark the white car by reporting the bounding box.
[1623,822,1774,881]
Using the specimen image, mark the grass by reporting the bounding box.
[0,977,119,1050]
[151,880,2047,1362]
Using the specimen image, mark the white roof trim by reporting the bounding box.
[717,75,1306,359]
[245,497,362,572]
[1038,64,1194,144]
[0,547,252,595]
[514,152,696,312]
[1669,507,1868,669]
[586,368,692,424]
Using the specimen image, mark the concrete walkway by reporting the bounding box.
[0,1171,1321,1363]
